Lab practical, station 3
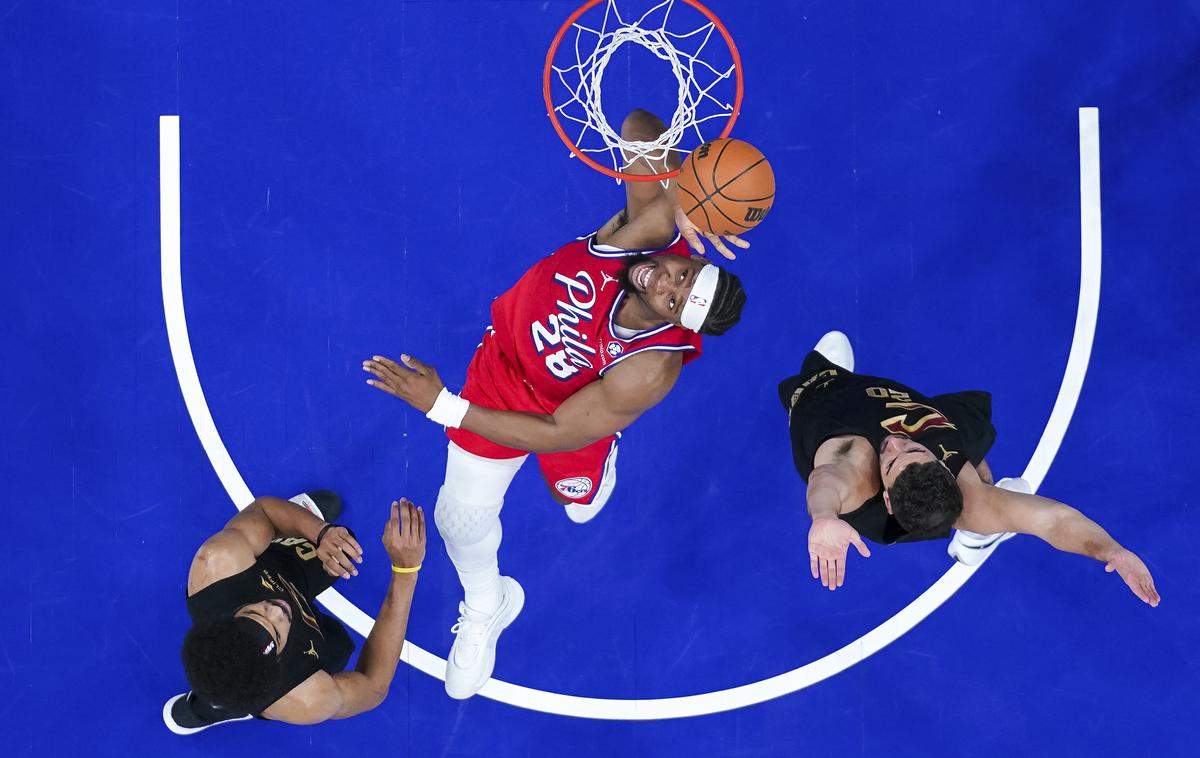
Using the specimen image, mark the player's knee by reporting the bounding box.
[434,485,501,546]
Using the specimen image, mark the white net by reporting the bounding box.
[548,0,738,180]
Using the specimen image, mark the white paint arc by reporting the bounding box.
[158,109,1101,720]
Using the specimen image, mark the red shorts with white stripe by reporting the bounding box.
[446,330,619,506]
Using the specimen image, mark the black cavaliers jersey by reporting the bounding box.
[779,351,996,544]
[187,538,355,713]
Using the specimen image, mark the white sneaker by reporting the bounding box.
[814,330,854,372]
[947,477,1028,565]
[444,576,525,699]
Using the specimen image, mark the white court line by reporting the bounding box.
[159,109,1102,719]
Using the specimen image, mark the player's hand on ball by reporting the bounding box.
[674,205,750,261]
[1104,548,1160,607]
[363,354,445,413]
[383,498,426,572]
[316,526,363,579]
[807,516,871,591]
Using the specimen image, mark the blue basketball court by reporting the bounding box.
[2,1,1197,755]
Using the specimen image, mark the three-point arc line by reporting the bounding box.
[158,108,1101,719]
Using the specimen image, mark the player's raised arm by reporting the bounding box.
[956,466,1160,606]
[596,109,750,259]
[263,500,425,723]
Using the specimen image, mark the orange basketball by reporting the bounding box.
[675,138,775,236]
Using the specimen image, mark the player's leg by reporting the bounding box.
[434,440,527,699]
[538,433,621,524]
[595,109,681,250]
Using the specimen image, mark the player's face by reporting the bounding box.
[878,434,938,489]
[624,254,708,325]
[235,599,293,654]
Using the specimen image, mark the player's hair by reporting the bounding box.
[181,618,281,714]
[700,267,746,336]
[888,460,963,536]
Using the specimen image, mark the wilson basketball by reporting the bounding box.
[675,138,775,236]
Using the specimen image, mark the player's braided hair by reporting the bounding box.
[700,267,746,336]
[888,460,963,537]
[182,618,281,715]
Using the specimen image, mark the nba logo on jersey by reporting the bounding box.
[606,341,623,357]
[555,476,593,499]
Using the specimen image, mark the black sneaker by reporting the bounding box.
[288,490,343,523]
[162,692,252,735]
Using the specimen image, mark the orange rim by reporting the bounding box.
[542,0,744,182]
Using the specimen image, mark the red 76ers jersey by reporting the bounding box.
[488,233,704,410]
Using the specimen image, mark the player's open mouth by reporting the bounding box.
[631,261,655,292]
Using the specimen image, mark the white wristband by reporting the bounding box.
[426,387,470,428]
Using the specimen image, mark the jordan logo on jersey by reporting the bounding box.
[530,270,600,380]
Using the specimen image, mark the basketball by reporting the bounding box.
[674,138,775,236]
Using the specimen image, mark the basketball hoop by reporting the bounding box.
[543,0,744,183]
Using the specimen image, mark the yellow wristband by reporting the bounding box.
[391,564,421,574]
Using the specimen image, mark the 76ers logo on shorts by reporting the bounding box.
[555,476,593,499]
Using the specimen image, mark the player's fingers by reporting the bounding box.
[681,228,705,255]
[835,557,846,588]
[829,559,840,590]
[322,556,345,578]
[851,533,871,558]
[400,354,426,375]
[400,498,412,535]
[332,549,357,577]
[1104,561,1116,573]
[416,505,426,543]
[383,501,399,541]
[706,234,737,260]
[364,378,394,396]
[809,552,819,580]
[341,533,364,563]
[362,359,396,381]
[724,234,751,249]
[821,558,832,588]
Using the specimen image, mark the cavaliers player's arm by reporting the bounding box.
[259,572,418,724]
[262,500,425,724]
[462,350,684,453]
[955,464,1160,606]
[186,497,359,595]
[804,437,875,589]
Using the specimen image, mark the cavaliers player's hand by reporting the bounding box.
[1104,548,1160,607]
[383,498,426,572]
[317,525,363,579]
[674,205,751,261]
[808,516,871,591]
[362,354,445,413]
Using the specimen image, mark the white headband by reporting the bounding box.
[680,264,721,332]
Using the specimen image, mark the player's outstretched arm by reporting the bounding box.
[363,352,681,454]
[957,467,1160,606]
[263,500,425,724]
[805,463,871,590]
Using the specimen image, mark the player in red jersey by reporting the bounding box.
[363,110,749,698]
